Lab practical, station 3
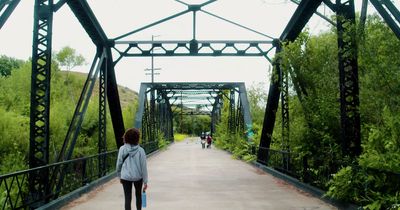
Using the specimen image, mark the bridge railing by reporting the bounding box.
[256,146,400,194]
[0,150,117,210]
[257,147,306,179]
[256,146,334,189]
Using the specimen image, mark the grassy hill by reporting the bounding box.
[64,71,138,109]
[0,63,138,174]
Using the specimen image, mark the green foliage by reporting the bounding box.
[0,55,24,77]
[360,107,400,173]
[275,15,400,208]
[156,132,168,150]
[327,165,400,209]
[327,107,400,208]
[0,55,138,176]
[0,62,31,114]
[55,46,86,71]
[214,123,256,163]
[172,103,212,135]
[173,114,211,135]
[213,91,256,163]
[326,166,366,203]
[247,83,268,126]
[324,15,400,208]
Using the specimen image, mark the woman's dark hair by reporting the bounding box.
[123,128,140,145]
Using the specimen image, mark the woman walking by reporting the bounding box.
[116,128,148,210]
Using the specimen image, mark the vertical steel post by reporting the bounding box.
[258,40,282,164]
[228,89,236,133]
[180,91,183,133]
[106,47,125,148]
[281,63,290,151]
[168,101,174,141]
[336,0,361,157]
[150,88,156,142]
[157,91,163,136]
[281,58,290,171]
[98,47,107,177]
[211,96,220,136]
[29,0,53,205]
[236,94,244,133]
[142,92,149,150]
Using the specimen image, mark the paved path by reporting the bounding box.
[62,138,336,210]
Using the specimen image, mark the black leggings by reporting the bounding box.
[121,179,143,210]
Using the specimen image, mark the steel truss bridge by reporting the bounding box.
[134,82,253,150]
[0,0,399,209]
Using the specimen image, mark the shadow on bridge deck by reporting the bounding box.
[61,138,336,210]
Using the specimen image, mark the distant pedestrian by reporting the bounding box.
[116,128,148,210]
[206,134,212,149]
[200,132,206,149]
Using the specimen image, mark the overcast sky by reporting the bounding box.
[0,0,384,92]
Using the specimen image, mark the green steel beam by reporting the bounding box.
[258,43,282,164]
[0,0,21,29]
[114,40,273,58]
[369,0,400,39]
[67,0,109,47]
[114,10,191,41]
[29,0,53,206]
[106,47,125,148]
[289,0,335,25]
[53,0,67,12]
[280,0,323,41]
[336,0,361,157]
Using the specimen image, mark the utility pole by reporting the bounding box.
[145,35,161,141]
[145,35,162,82]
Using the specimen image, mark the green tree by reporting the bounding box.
[0,55,24,77]
[277,15,400,208]
[55,46,86,71]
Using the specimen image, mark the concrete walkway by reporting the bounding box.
[61,138,336,210]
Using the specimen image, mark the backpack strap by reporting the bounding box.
[121,151,139,165]
[122,154,129,165]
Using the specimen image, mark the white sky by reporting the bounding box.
[0,0,384,92]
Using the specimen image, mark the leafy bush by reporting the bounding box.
[157,133,168,150]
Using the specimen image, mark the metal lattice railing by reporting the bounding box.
[256,147,400,192]
[0,150,117,210]
[257,146,338,189]
[257,147,305,179]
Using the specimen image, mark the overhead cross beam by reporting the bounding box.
[113,40,274,61]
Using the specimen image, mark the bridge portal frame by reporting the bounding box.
[1,0,399,208]
[134,82,253,148]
